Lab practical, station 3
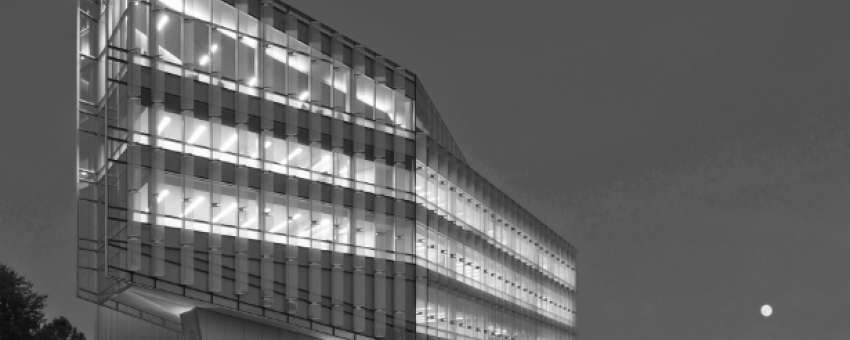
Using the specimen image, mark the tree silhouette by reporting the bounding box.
[0,263,46,338]
[0,264,86,340]
[35,317,85,340]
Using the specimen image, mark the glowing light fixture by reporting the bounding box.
[220,133,238,152]
[249,139,260,159]
[246,76,258,87]
[240,36,258,48]
[187,125,207,144]
[157,116,172,134]
[216,28,237,40]
[156,14,169,31]
[156,189,170,203]
[212,202,237,223]
[265,46,284,61]
[264,47,310,73]
[297,90,310,102]
[271,221,287,233]
[264,140,272,149]
[198,54,210,66]
[158,0,182,11]
[182,196,206,217]
[241,216,257,228]
[210,44,219,53]
[313,155,331,172]
[287,147,302,161]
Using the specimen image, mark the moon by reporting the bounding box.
[760,304,773,317]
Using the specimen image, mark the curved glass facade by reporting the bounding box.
[78,1,576,339]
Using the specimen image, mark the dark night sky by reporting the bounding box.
[1,0,850,338]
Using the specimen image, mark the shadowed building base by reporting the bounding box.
[181,308,321,340]
[95,286,333,340]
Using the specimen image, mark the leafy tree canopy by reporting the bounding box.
[0,264,86,340]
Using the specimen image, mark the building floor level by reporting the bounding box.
[78,0,577,339]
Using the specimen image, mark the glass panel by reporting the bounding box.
[156,173,183,218]
[186,0,211,21]
[217,125,237,153]
[238,35,258,85]
[311,59,332,107]
[287,52,309,99]
[378,161,394,189]
[312,202,333,248]
[288,141,309,169]
[437,178,447,213]
[108,0,128,36]
[79,14,97,57]
[414,167,426,198]
[395,95,413,129]
[193,20,211,72]
[355,212,375,255]
[238,129,259,159]
[335,151,351,180]
[211,0,236,32]
[354,75,374,118]
[414,224,427,260]
[79,57,97,103]
[267,137,287,165]
[289,198,310,247]
[332,65,350,112]
[354,155,374,185]
[213,183,238,226]
[186,178,211,225]
[213,28,236,79]
[267,9,287,46]
[186,116,210,148]
[311,146,332,175]
[131,2,150,54]
[238,10,258,36]
[266,44,288,94]
[288,30,310,54]
[396,165,411,193]
[375,214,393,254]
[267,194,288,236]
[110,12,133,52]
[157,110,183,140]
[375,83,394,123]
[156,10,182,64]
[335,206,351,247]
[128,167,150,215]
[157,0,183,12]
[427,173,437,204]
[396,219,414,256]
[239,188,259,230]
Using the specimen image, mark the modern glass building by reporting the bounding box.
[77,0,577,339]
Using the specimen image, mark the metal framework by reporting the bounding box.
[77,1,577,338]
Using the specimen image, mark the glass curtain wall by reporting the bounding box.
[79,0,576,338]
